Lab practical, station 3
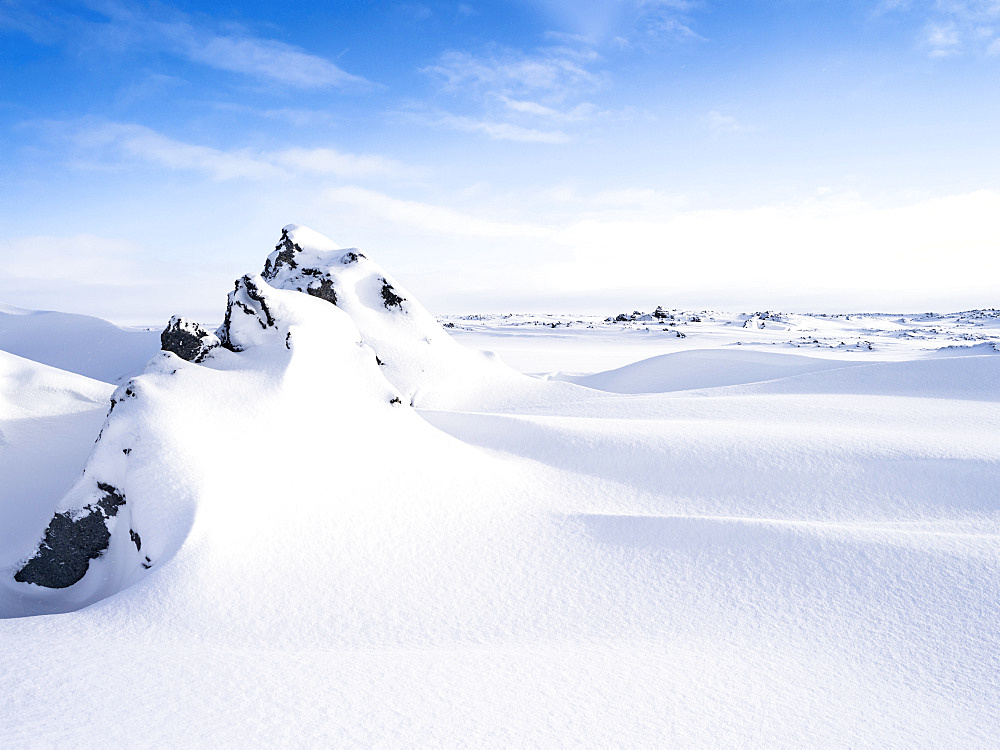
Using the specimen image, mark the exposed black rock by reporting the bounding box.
[263,228,301,279]
[341,251,366,264]
[130,528,142,551]
[161,316,220,363]
[14,482,128,589]
[306,278,338,305]
[380,278,405,310]
[220,275,276,350]
[242,277,276,328]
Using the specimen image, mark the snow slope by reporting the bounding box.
[551,348,871,393]
[0,303,160,383]
[1,227,998,747]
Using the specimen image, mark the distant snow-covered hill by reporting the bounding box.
[0,303,160,383]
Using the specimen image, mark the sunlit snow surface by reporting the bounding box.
[1,230,999,746]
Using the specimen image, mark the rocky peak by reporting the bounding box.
[262,227,303,281]
[219,275,279,352]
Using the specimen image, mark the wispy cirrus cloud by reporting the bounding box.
[427,113,570,143]
[420,43,610,143]
[526,0,703,44]
[418,1,705,145]
[882,0,1000,56]
[74,122,407,181]
[1,0,368,89]
[168,27,367,89]
[706,110,752,133]
[324,186,554,239]
[424,46,606,100]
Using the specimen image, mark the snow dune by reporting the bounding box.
[1,226,998,746]
[0,303,159,383]
[551,348,870,393]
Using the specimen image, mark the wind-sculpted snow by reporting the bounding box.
[2,257,414,614]
[2,374,159,613]
[0,352,113,575]
[0,303,159,383]
[260,224,576,409]
[2,227,999,745]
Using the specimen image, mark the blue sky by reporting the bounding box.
[2,0,999,323]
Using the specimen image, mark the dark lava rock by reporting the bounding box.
[306,277,338,305]
[220,275,276,350]
[14,483,127,589]
[380,278,405,310]
[161,316,220,363]
[263,228,302,280]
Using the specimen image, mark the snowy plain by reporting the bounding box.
[1,227,998,747]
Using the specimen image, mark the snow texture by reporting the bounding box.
[1,227,999,747]
[0,303,160,383]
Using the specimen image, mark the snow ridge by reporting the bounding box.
[4,226,454,610]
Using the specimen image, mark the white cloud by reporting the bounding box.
[77,123,408,181]
[273,148,407,178]
[424,46,604,101]
[175,31,367,89]
[319,181,1000,309]
[94,124,282,180]
[541,190,1000,302]
[421,43,608,142]
[435,114,570,143]
[706,110,745,133]
[496,95,598,122]
[306,184,1000,313]
[1,234,150,286]
[7,0,368,89]
[324,186,554,239]
[925,22,962,55]
[527,0,703,43]
[888,0,1000,55]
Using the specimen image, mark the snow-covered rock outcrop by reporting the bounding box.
[160,316,220,362]
[2,224,588,613]
[258,224,539,409]
[7,373,155,603]
[2,227,472,611]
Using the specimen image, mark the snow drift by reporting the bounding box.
[2,226,999,746]
[2,224,579,614]
[0,302,159,383]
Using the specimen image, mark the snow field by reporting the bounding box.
[1,226,998,746]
